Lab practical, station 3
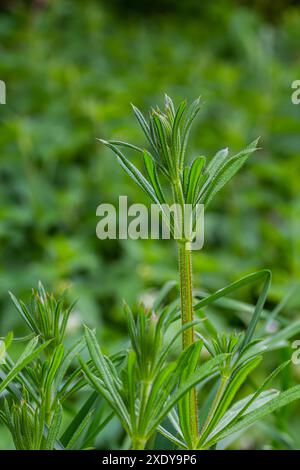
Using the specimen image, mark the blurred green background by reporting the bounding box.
[0,0,300,449]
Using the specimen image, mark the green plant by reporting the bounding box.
[1,96,300,451]
[79,274,300,450]
[99,95,259,446]
[94,95,300,449]
[80,301,225,449]
[0,283,91,449]
[2,278,300,450]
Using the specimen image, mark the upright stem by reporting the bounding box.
[201,375,228,435]
[177,242,199,446]
[173,176,199,446]
[178,243,195,349]
[134,379,151,449]
[132,438,146,450]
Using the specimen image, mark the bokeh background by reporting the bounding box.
[0,0,300,449]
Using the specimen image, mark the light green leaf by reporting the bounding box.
[143,150,166,203]
[146,353,227,437]
[194,269,272,350]
[83,327,130,429]
[127,350,137,433]
[204,385,300,448]
[44,344,64,394]
[180,97,201,169]
[206,147,228,177]
[186,156,206,205]
[100,140,159,204]
[61,391,98,447]
[171,100,187,160]
[0,337,51,394]
[9,292,39,335]
[131,104,158,155]
[199,356,262,446]
[200,138,259,206]
[209,360,290,443]
[45,404,63,450]
[65,410,92,449]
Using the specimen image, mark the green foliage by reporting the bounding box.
[1,0,299,332]
[101,96,258,216]
[0,0,300,451]
[84,94,299,450]
[1,273,300,450]
[79,269,300,450]
[80,303,225,449]
[0,284,89,450]
[100,94,260,448]
[9,282,75,348]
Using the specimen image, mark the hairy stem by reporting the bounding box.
[173,177,199,446]
[177,242,199,445]
[178,243,195,349]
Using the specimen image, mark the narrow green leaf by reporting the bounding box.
[45,404,63,450]
[146,353,227,437]
[158,425,188,449]
[44,344,64,394]
[131,104,158,155]
[61,392,98,446]
[200,138,259,206]
[81,411,114,448]
[241,271,271,350]
[215,390,280,449]
[171,100,187,160]
[9,292,39,335]
[194,270,272,350]
[56,338,85,394]
[0,338,52,394]
[199,356,262,445]
[206,148,228,176]
[180,97,201,169]
[164,94,175,118]
[143,150,166,203]
[178,340,202,447]
[204,385,300,448]
[79,357,130,433]
[127,350,137,433]
[100,140,159,204]
[186,156,206,205]
[104,140,143,153]
[153,113,173,173]
[66,410,92,449]
[83,327,130,428]
[209,360,290,442]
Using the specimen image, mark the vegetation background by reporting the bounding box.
[0,0,300,449]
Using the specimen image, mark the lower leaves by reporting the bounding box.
[0,279,300,450]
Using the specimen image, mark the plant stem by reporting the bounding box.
[173,176,199,446]
[132,437,146,450]
[177,242,199,445]
[200,375,229,441]
[136,379,152,446]
[173,177,195,348]
[177,243,195,349]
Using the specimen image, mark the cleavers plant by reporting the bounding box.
[0,283,89,449]
[97,96,300,449]
[99,95,260,447]
[1,96,300,450]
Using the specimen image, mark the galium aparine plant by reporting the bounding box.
[1,96,300,450]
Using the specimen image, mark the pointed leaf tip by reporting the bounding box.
[97,138,108,145]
